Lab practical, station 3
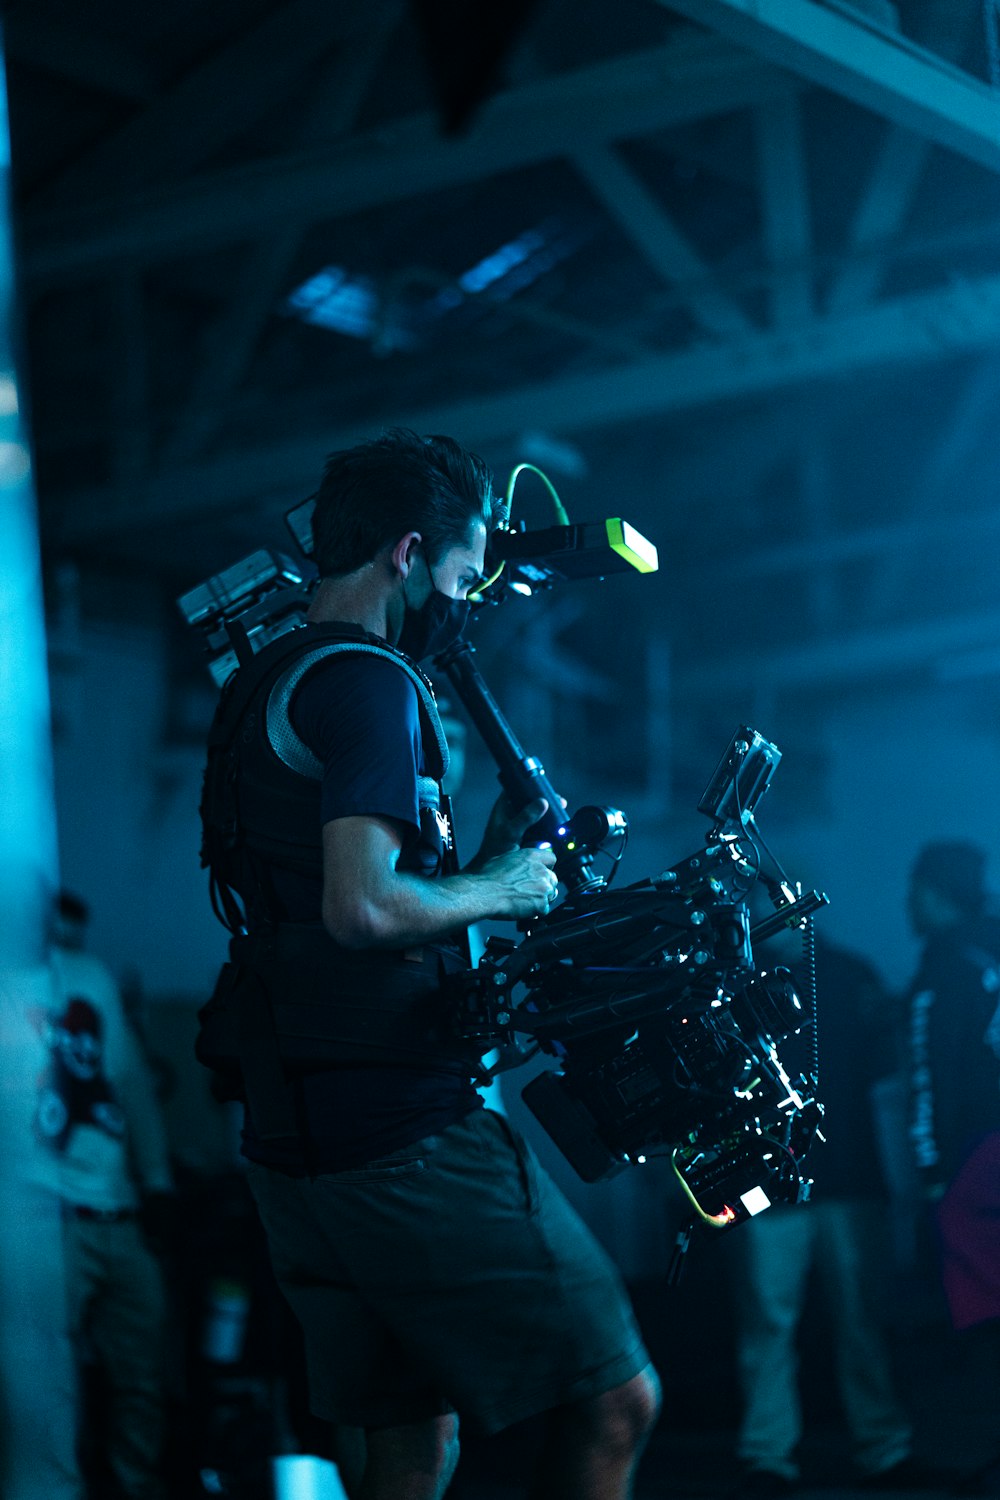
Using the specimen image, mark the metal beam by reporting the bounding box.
[572,144,753,338]
[382,266,648,359]
[199,254,1000,450]
[797,434,836,628]
[165,229,304,466]
[21,40,791,281]
[754,94,813,326]
[662,0,1000,174]
[684,607,1000,695]
[635,207,1000,326]
[862,354,1000,618]
[165,18,396,464]
[718,504,1000,577]
[827,129,932,314]
[3,14,156,103]
[826,3,980,314]
[29,0,394,213]
[49,268,1000,544]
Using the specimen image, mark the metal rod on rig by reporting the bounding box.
[434,640,602,890]
[501,969,688,1041]
[750,890,829,946]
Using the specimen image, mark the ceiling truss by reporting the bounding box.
[12,0,1000,701]
[55,269,1000,543]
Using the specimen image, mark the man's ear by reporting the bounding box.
[391,531,422,579]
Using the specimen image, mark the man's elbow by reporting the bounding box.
[322,895,391,950]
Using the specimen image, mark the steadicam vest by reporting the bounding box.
[196,622,477,1140]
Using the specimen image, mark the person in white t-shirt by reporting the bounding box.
[36,892,175,1500]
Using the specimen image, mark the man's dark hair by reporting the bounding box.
[311,428,506,578]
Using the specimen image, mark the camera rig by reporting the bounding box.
[436,639,827,1236]
[179,480,827,1244]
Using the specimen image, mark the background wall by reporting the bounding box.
[49,606,228,999]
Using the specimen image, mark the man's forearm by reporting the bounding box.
[326,868,502,950]
[322,818,556,947]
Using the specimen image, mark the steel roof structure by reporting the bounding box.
[7,0,1000,751]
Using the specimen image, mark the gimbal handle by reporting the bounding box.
[434,640,601,890]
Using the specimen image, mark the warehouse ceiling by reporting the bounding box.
[6,0,1000,745]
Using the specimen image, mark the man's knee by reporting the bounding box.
[430,1412,460,1478]
[364,1411,460,1489]
[567,1364,662,1455]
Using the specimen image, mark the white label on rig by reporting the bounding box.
[740,1185,772,1217]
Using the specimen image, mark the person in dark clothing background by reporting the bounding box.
[905,841,1000,1491]
[907,841,1000,1225]
[196,429,659,1500]
[731,895,919,1497]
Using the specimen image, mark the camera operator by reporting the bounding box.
[196,429,659,1500]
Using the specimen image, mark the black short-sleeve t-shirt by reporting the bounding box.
[299,652,424,834]
[240,650,481,1173]
[263,653,424,923]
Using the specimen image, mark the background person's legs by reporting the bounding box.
[1,1189,82,1500]
[816,1201,912,1478]
[81,1218,168,1500]
[735,1207,815,1481]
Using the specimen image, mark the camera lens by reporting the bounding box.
[729,967,804,1043]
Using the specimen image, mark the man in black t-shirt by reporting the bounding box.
[201,429,659,1500]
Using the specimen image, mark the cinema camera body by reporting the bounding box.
[179,490,827,1240]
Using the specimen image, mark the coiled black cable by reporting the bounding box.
[801,912,819,1086]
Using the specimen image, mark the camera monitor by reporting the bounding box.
[697,727,781,830]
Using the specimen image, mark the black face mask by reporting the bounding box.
[396,573,470,663]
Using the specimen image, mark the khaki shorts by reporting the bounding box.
[246,1108,650,1434]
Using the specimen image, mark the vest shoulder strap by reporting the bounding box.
[265,641,450,782]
